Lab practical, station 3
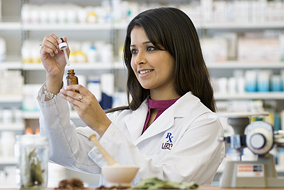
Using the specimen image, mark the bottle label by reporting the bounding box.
[67,79,78,86]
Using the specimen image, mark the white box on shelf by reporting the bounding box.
[238,37,280,62]
[201,37,228,62]
[22,84,41,112]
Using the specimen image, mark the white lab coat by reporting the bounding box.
[37,85,225,186]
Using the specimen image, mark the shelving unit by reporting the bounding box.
[202,22,284,29]
[0,0,283,125]
[0,22,21,30]
[206,62,284,69]
[0,157,16,165]
[0,5,23,172]
[22,23,113,31]
[22,63,115,70]
[23,111,80,120]
[0,123,25,131]
[215,92,284,100]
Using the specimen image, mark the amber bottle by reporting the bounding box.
[66,69,79,92]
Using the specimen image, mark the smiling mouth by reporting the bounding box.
[139,69,154,74]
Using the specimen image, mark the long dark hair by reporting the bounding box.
[106,7,215,113]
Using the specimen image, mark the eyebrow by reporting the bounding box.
[130,41,152,47]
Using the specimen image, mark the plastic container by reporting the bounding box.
[87,76,101,102]
[88,46,97,63]
[14,135,49,189]
[0,131,15,158]
[0,38,6,63]
[2,109,13,124]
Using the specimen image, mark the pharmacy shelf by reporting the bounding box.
[0,123,25,131]
[67,63,114,70]
[21,64,46,70]
[207,62,284,69]
[0,62,22,69]
[0,185,17,188]
[0,157,16,165]
[0,55,22,69]
[18,62,284,70]
[0,22,21,30]
[67,22,284,30]
[0,184,18,189]
[21,22,284,31]
[22,111,40,119]
[215,92,284,100]
[23,111,80,119]
[22,23,113,31]
[12,62,284,70]
[22,63,116,70]
[0,96,22,102]
[203,22,284,29]
[114,23,129,30]
[114,62,126,69]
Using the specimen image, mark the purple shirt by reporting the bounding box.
[142,97,179,134]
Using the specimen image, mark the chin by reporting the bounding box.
[140,85,152,90]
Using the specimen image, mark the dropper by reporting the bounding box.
[59,38,70,66]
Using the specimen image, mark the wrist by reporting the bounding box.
[46,73,64,95]
[96,119,112,137]
[43,84,60,100]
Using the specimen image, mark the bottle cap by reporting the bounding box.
[35,127,40,134]
[59,37,68,50]
[25,127,33,134]
[59,42,68,50]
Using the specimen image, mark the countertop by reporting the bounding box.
[1,185,284,190]
[197,185,284,190]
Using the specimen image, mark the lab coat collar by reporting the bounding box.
[172,91,199,118]
[123,99,148,142]
[124,92,200,144]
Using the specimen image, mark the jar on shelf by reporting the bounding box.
[14,135,49,189]
[0,131,15,158]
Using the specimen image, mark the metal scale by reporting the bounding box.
[216,112,284,188]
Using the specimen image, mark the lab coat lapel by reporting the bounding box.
[134,92,198,145]
[134,107,175,145]
[124,100,148,142]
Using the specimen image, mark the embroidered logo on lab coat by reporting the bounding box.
[161,132,173,150]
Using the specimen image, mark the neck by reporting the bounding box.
[150,90,180,101]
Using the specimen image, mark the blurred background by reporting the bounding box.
[0,0,284,187]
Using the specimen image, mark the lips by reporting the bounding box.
[138,69,154,74]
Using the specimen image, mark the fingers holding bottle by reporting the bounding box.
[60,85,111,136]
[40,34,70,101]
[40,33,70,77]
[40,33,60,58]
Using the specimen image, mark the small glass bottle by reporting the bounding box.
[66,69,79,93]
[66,69,78,85]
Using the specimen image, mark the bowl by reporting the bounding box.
[102,164,139,187]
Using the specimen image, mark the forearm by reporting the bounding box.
[45,72,64,101]
[38,91,101,173]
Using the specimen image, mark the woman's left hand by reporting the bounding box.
[60,85,111,136]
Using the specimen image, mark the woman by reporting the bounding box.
[38,7,224,186]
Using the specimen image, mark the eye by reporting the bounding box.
[147,46,156,51]
[130,49,138,55]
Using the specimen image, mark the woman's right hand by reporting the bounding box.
[40,33,70,100]
[40,33,69,78]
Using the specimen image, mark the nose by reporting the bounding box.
[134,51,146,65]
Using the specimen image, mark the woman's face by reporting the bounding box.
[130,26,176,99]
